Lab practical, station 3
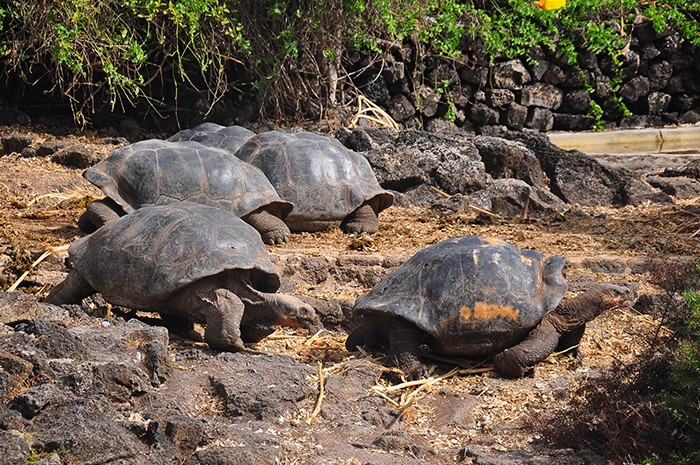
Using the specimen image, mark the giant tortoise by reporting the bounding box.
[47,202,318,349]
[346,235,633,379]
[168,122,255,154]
[78,139,293,244]
[233,131,394,234]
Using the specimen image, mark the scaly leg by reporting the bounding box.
[172,283,246,351]
[199,289,246,351]
[45,270,95,305]
[387,319,428,380]
[492,317,560,378]
[340,203,379,234]
[243,209,291,245]
[78,197,124,233]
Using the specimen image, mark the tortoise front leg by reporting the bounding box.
[556,325,586,357]
[387,319,429,380]
[494,284,633,378]
[242,208,291,245]
[173,285,246,351]
[492,316,560,378]
[44,270,96,305]
[340,202,379,234]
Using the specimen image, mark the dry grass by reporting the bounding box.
[250,305,668,460]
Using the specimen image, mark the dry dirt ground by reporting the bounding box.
[1,124,699,464]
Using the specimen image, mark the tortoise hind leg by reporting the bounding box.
[556,325,586,357]
[78,197,124,233]
[340,202,379,234]
[243,209,291,245]
[45,270,96,305]
[159,314,204,342]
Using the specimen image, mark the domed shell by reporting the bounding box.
[84,139,292,219]
[168,123,255,154]
[353,236,568,356]
[234,131,394,230]
[69,203,280,312]
[167,122,227,142]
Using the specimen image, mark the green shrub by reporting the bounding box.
[1,0,699,125]
[657,265,700,464]
[0,0,249,124]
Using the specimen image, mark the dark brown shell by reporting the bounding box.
[168,123,255,154]
[352,236,568,357]
[69,203,280,312]
[84,139,292,219]
[234,131,393,231]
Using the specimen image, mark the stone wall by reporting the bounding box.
[351,19,700,133]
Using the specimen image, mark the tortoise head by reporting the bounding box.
[241,287,320,330]
[596,283,636,311]
[274,293,319,330]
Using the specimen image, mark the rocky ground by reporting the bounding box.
[0,122,699,465]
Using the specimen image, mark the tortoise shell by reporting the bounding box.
[234,131,394,231]
[168,123,255,154]
[84,139,292,219]
[352,235,568,356]
[69,202,280,312]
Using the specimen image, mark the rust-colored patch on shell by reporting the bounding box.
[482,236,506,247]
[459,302,520,321]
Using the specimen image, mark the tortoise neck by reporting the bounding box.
[549,286,621,332]
[228,275,283,322]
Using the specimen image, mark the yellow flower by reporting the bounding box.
[535,0,566,10]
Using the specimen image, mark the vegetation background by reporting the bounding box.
[1,0,699,127]
[1,1,699,463]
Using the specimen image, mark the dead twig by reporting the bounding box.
[429,185,453,198]
[306,361,325,425]
[303,329,327,346]
[25,192,77,207]
[397,367,461,411]
[428,186,501,218]
[549,344,580,357]
[371,367,462,411]
[456,367,493,375]
[8,245,69,292]
[347,94,400,130]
